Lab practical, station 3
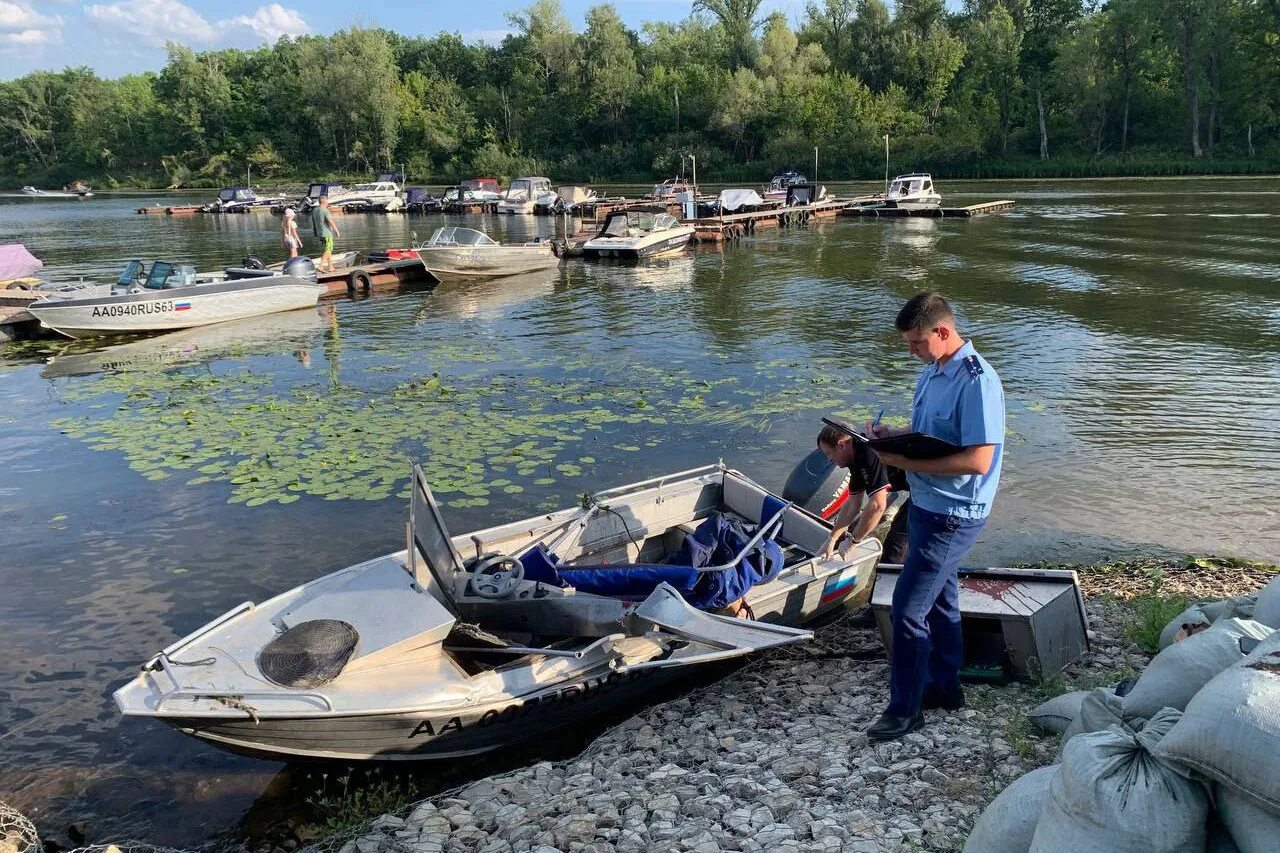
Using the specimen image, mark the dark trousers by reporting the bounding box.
[882,498,911,563]
[887,503,986,717]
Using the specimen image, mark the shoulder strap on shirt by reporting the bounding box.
[963,355,983,378]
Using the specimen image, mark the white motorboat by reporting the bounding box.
[581,210,695,260]
[204,186,285,213]
[327,181,404,212]
[882,173,942,210]
[112,462,881,762]
[460,178,503,202]
[497,177,556,215]
[20,184,93,198]
[27,258,323,339]
[413,226,558,281]
[763,171,807,201]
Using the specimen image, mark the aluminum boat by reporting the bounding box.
[413,227,558,280]
[113,463,880,761]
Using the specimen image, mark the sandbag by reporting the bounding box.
[962,765,1057,853]
[1216,785,1280,853]
[1154,632,1280,813]
[1255,576,1280,629]
[1031,708,1210,853]
[1028,691,1089,735]
[1159,595,1259,650]
[1059,687,1126,753]
[1123,618,1275,720]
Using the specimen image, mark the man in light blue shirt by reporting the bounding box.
[864,292,1005,741]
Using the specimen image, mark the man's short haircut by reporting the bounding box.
[817,418,854,448]
[895,292,955,332]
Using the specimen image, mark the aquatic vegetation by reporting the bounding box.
[47,331,1050,507]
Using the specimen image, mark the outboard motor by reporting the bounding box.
[782,448,850,520]
[282,255,317,281]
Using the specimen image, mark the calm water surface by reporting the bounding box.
[0,178,1277,846]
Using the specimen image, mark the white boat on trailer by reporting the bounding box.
[113,463,880,762]
[413,227,559,281]
[580,210,695,260]
[27,258,323,339]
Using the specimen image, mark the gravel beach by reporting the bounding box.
[315,585,1168,853]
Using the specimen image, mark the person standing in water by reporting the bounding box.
[281,208,301,259]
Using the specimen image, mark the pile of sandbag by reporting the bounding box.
[967,576,1280,853]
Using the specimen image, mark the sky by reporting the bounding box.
[0,0,812,80]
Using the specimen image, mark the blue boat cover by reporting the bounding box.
[518,508,785,610]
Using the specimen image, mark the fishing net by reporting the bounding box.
[0,801,38,853]
[259,620,359,688]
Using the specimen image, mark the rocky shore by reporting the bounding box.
[315,595,1151,853]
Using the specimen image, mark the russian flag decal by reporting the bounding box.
[820,565,858,604]
[175,302,192,311]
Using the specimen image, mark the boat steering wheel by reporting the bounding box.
[469,555,525,599]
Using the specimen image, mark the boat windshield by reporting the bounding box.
[143,261,196,290]
[427,227,498,247]
[116,260,146,287]
[600,211,678,237]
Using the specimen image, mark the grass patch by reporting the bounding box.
[1119,591,1189,654]
[305,772,426,835]
[1005,711,1040,760]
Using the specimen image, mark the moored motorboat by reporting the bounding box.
[112,462,880,762]
[204,186,285,213]
[881,173,942,210]
[412,226,558,280]
[27,258,323,339]
[580,209,695,260]
[497,177,556,215]
[763,171,807,201]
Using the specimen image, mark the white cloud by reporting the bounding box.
[0,25,53,43]
[84,0,307,47]
[0,2,61,52]
[85,0,215,42]
[0,1,57,29]
[225,3,306,41]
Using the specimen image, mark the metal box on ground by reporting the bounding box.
[870,565,1090,681]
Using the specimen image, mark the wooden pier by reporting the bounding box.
[689,198,851,243]
[316,256,432,298]
[444,199,498,214]
[0,290,37,343]
[840,199,1016,219]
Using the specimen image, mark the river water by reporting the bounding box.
[0,178,1277,846]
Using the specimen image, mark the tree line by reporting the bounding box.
[2,0,1277,187]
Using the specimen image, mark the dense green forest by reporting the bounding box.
[2,0,1278,187]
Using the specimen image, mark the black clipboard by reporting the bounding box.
[821,417,962,460]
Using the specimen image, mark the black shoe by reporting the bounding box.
[866,711,924,741]
[922,689,966,711]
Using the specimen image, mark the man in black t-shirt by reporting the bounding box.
[817,419,910,562]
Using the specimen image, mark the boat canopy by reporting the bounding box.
[0,244,44,280]
[558,185,595,206]
[426,227,498,247]
[597,210,680,238]
[888,174,934,196]
[218,187,254,202]
[718,189,765,211]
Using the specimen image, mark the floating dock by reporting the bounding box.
[316,256,432,298]
[689,198,852,242]
[0,291,38,343]
[444,199,498,215]
[841,200,1016,219]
